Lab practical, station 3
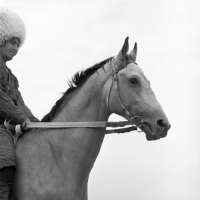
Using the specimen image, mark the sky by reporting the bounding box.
[1,0,200,199]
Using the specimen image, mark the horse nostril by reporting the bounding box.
[157,119,167,130]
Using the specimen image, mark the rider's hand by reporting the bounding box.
[21,118,30,132]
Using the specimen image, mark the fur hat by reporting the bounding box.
[0,7,26,47]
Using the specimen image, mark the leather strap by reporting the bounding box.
[4,119,137,135]
[24,121,137,134]
[25,121,133,128]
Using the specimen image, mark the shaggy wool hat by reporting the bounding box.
[0,7,26,47]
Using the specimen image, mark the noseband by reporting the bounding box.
[106,58,144,132]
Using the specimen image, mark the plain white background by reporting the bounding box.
[2,0,200,199]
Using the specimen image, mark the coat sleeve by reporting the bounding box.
[0,89,28,124]
[16,90,40,122]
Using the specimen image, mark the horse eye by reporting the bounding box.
[129,77,139,85]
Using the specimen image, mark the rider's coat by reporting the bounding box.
[0,64,38,124]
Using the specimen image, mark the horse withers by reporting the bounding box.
[12,37,170,200]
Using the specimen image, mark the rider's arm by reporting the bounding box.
[0,89,28,124]
[16,89,39,122]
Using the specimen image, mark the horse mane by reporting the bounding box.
[41,57,113,122]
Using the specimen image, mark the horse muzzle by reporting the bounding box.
[141,119,171,141]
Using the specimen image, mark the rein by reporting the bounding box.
[23,121,137,134]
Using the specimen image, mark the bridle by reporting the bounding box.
[4,58,145,143]
[106,57,144,132]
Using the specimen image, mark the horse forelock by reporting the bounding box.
[41,57,113,122]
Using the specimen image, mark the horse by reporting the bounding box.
[12,37,171,200]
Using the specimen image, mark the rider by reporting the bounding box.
[0,7,39,199]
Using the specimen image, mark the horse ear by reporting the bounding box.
[115,37,129,67]
[129,42,137,62]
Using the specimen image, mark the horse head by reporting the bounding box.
[108,37,171,141]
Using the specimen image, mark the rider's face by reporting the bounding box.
[0,38,20,64]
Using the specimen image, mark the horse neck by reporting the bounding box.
[46,65,112,178]
[54,65,112,123]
